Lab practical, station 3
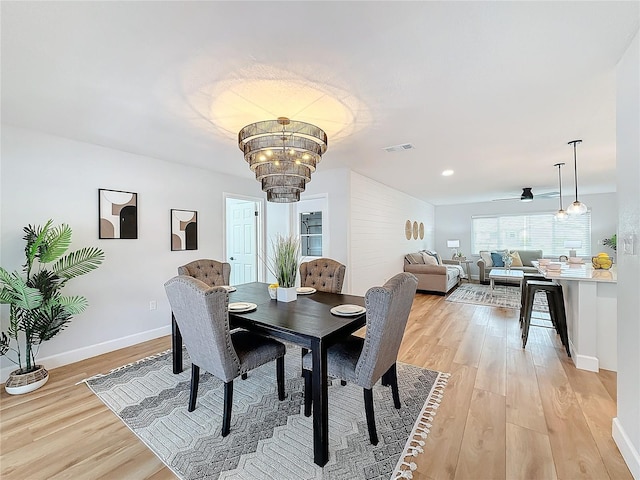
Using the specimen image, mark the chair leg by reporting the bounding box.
[300,348,308,376]
[383,364,401,409]
[545,290,560,333]
[363,388,379,445]
[553,289,571,357]
[303,369,312,417]
[522,288,535,348]
[222,380,234,437]
[188,364,200,412]
[276,356,285,401]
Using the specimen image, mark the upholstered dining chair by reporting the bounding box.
[299,258,346,293]
[302,272,418,445]
[298,258,347,373]
[164,275,286,437]
[178,259,231,287]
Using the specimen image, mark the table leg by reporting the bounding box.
[172,314,183,374]
[490,278,495,290]
[311,339,329,466]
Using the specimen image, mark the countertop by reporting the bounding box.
[532,261,617,283]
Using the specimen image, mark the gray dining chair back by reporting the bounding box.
[178,259,230,287]
[355,272,418,388]
[164,275,286,436]
[302,272,418,445]
[299,258,346,293]
[165,275,240,381]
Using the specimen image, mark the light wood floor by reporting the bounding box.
[0,291,631,479]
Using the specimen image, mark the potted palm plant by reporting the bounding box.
[0,220,105,394]
[268,234,300,302]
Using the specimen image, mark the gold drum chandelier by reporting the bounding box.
[238,117,328,203]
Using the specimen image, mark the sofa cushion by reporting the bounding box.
[491,252,505,267]
[517,250,543,267]
[509,251,523,267]
[480,251,493,267]
[421,252,438,266]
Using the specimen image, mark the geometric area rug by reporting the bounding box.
[446,282,549,313]
[83,346,449,480]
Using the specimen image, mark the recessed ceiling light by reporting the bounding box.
[442,170,454,176]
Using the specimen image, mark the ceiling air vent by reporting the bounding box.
[383,143,415,153]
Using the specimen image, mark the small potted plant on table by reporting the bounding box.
[267,234,300,302]
[0,220,105,394]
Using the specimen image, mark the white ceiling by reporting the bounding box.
[2,2,638,205]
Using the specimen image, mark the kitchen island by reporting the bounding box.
[533,261,617,372]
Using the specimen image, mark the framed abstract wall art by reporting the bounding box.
[98,189,138,239]
[171,209,198,251]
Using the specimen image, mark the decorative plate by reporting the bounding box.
[330,304,366,316]
[296,287,316,294]
[228,302,257,313]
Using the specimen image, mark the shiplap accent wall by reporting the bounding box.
[349,172,435,296]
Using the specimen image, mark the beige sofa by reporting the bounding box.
[403,251,463,294]
[476,249,542,284]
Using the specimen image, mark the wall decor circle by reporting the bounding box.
[405,220,412,240]
[412,221,419,239]
[419,222,425,239]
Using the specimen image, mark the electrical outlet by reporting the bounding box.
[149,300,157,311]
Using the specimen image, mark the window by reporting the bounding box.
[472,211,591,257]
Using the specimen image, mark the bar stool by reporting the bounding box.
[519,273,550,327]
[522,280,571,357]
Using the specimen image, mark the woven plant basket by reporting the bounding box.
[5,365,49,395]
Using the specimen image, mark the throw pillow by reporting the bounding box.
[405,253,424,264]
[491,252,505,267]
[480,251,493,267]
[424,250,442,265]
[421,252,438,266]
[509,251,523,267]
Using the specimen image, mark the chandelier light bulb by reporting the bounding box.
[567,200,588,215]
[555,209,568,221]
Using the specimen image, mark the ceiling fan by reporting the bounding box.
[492,187,560,202]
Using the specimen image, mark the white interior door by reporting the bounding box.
[226,197,259,285]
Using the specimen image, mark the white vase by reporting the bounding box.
[276,286,297,302]
[5,365,49,395]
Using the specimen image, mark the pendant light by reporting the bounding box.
[566,139,588,215]
[554,162,568,220]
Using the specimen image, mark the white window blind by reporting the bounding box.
[471,211,592,257]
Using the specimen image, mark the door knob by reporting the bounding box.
[230,257,235,260]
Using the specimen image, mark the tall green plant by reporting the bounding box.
[267,234,300,288]
[0,220,105,373]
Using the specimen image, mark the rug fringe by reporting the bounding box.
[75,349,173,385]
[391,371,451,479]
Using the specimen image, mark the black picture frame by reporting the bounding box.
[98,189,138,239]
[171,209,198,251]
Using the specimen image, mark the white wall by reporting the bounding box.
[349,172,435,296]
[303,168,350,267]
[0,125,261,381]
[435,193,617,279]
[613,30,640,480]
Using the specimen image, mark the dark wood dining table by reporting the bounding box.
[171,282,367,467]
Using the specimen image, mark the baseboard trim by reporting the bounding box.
[613,417,640,479]
[1,325,171,383]
[569,339,599,372]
